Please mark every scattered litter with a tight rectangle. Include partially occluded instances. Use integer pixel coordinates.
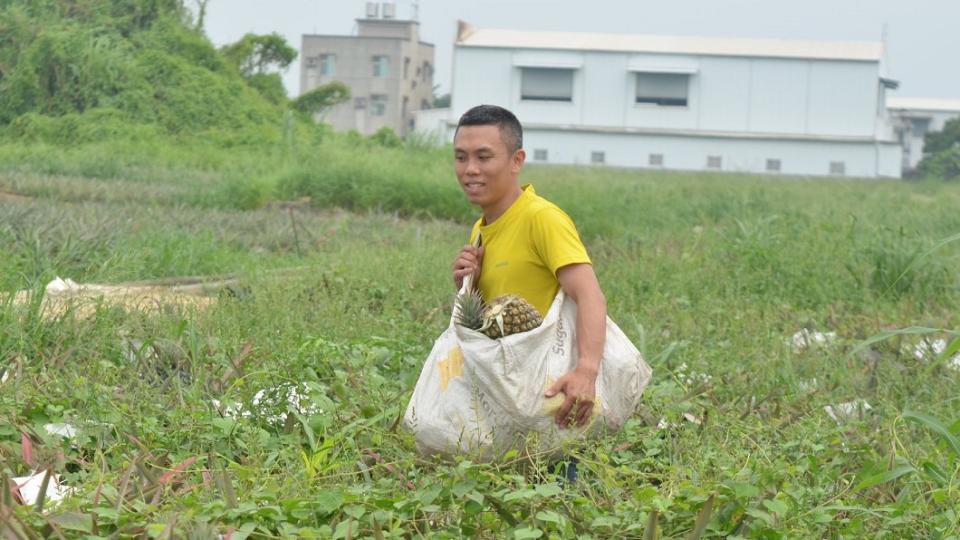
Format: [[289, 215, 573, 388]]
[[44, 423, 77, 439], [824, 399, 873, 423], [656, 418, 676, 430], [214, 383, 323, 426], [797, 378, 818, 393], [0, 369, 9, 385], [674, 362, 712, 386], [682, 412, 702, 425], [902, 337, 960, 371], [11, 470, 69, 508], [790, 329, 837, 352], [906, 337, 947, 361], [950, 356, 960, 373]]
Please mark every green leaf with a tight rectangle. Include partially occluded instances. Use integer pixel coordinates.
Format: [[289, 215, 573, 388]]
[[732, 482, 759, 499], [513, 527, 544, 539], [534, 483, 563, 498], [920, 461, 949, 486], [762, 498, 788, 517], [536, 510, 562, 524], [903, 410, 960, 459], [854, 463, 916, 492], [47, 512, 93, 533], [503, 488, 537, 502], [315, 490, 345, 515]]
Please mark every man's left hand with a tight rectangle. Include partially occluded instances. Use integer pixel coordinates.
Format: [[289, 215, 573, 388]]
[[545, 366, 597, 428]]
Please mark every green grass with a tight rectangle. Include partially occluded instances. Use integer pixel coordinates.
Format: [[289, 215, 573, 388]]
[[1, 140, 959, 538]]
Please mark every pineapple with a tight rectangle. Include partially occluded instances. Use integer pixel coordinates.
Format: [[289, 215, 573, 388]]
[[455, 291, 543, 339]]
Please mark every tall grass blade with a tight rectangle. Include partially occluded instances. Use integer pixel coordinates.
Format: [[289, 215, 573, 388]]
[[33, 468, 52, 513], [686, 494, 714, 540], [849, 326, 943, 358], [883, 231, 960, 297], [902, 410, 960, 459], [644, 509, 659, 540], [853, 463, 916, 492]]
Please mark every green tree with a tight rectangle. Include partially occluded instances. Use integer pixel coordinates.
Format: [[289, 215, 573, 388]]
[[291, 81, 350, 118], [918, 117, 960, 180], [220, 32, 296, 78], [922, 117, 960, 155]]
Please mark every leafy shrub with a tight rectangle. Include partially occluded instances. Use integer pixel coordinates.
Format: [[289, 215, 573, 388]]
[[918, 146, 960, 181], [369, 126, 402, 148]]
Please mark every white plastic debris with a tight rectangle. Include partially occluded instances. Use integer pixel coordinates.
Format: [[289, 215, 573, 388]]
[[674, 362, 713, 386], [797, 378, 819, 393], [824, 399, 873, 423], [0, 369, 9, 385], [790, 329, 837, 352], [213, 383, 322, 425], [44, 423, 78, 439], [682, 412, 702, 425], [12, 471, 69, 508], [45, 277, 82, 294], [907, 338, 947, 361], [903, 338, 960, 371]]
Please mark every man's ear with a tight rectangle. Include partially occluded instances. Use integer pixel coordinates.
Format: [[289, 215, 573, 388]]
[[512, 148, 526, 172]]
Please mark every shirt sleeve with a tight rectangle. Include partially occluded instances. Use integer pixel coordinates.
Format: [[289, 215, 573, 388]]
[[530, 206, 591, 275]]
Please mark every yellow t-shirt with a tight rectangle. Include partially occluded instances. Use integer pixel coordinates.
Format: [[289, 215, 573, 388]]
[[469, 184, 591, 316]]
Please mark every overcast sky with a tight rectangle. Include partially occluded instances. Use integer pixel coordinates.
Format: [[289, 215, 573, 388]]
[[203, 0, 959, 99]]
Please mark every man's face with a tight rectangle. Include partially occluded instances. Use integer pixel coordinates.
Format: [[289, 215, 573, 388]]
[[453, 125, 525, 210]]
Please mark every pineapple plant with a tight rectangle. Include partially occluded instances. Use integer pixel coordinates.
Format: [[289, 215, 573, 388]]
[[455, 290, 543, 338]]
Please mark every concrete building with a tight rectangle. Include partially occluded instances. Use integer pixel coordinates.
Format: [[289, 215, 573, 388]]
[[300, 2, 434, 136], [888, 98, 960, 172], [417, 23, 903, 178]]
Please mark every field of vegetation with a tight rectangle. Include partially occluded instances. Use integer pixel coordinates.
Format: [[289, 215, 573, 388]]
[[1, 135, 959, 538], [2, 0, 960, 538]]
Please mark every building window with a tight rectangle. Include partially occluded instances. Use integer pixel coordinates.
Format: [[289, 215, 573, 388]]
[[370, 94, 388, 116], [422, 62, 431, 82], [372, 56, 390, 77], [766, 159, 781, 173], [636, 73, 690, 107], [649, 154, 664, 167], [707, 155, 722, 170], [305, 56, 318, 69], [320, 54, 335, 75], [533, 149, 548, 161], [829, 161, 846, 175], [591, 151, 605, 164], [354, 97, 367, 110], [521, 68, 574, 102]]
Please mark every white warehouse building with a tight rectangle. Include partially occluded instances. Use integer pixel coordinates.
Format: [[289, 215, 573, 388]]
[[417, 23, 903, 178]]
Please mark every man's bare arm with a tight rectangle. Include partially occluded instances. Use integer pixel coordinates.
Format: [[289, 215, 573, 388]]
[[546, 263, 606, 428]]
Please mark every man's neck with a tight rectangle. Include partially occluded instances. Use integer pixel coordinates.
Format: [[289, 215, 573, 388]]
[[481, 185, 523, 225]]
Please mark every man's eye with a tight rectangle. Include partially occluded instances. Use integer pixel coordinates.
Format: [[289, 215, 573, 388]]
[[478, 155, 491, 161]]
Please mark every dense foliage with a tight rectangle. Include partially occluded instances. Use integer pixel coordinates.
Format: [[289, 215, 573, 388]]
[[0, 138, 959, 537], [919, 117, 960, 180], [0, 0, 353, 146]]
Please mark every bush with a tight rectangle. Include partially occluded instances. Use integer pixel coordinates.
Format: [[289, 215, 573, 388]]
[[918, 145, 960, 181]]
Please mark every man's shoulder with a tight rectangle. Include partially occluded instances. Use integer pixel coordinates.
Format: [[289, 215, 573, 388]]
[[523, 192, 574, 224]]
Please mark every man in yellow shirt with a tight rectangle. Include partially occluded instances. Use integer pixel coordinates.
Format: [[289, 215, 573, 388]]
[[450, 105, 607, 431]]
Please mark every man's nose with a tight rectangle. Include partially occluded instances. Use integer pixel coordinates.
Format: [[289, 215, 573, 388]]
[[464, 159, 480, 175]]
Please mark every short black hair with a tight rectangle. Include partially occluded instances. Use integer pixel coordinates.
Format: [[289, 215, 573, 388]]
[[455, 105, 523, 153]]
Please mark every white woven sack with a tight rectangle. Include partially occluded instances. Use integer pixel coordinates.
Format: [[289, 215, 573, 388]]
[[404, 280, 652, 459]]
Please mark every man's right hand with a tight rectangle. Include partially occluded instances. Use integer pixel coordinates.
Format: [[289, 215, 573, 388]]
[[452, 244, 484, 289]]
